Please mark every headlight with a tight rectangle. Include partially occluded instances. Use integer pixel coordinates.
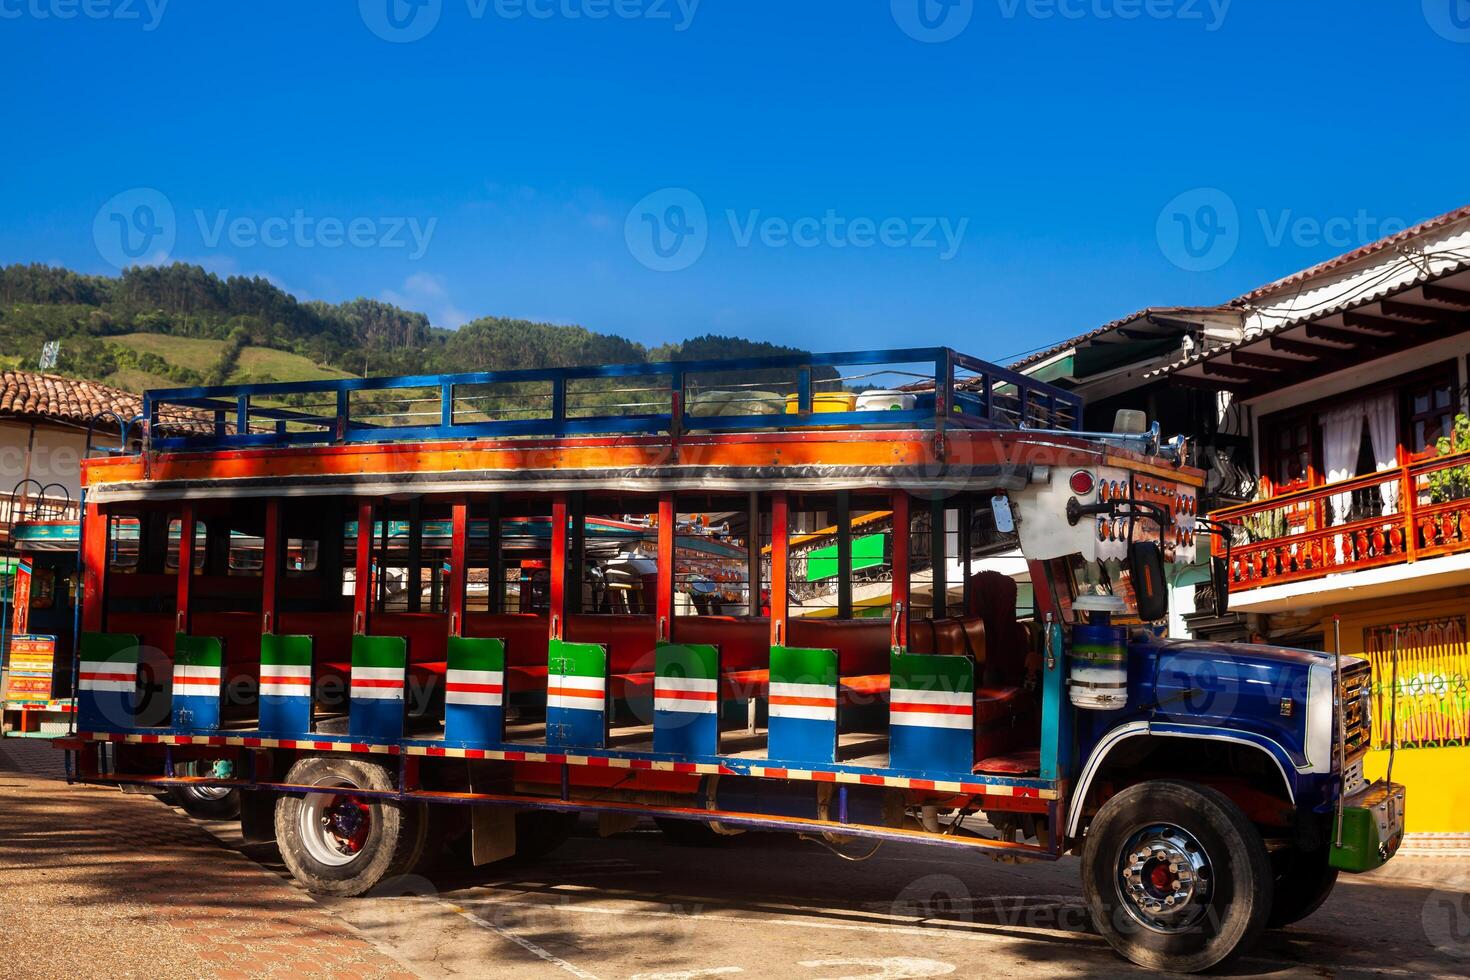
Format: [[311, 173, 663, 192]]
[[1305, 661, 1334, 774]]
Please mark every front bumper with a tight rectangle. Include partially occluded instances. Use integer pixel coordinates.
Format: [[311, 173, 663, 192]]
[[1328, 781, 1405, 873]]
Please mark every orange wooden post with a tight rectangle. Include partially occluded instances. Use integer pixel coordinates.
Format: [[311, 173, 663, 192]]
[[353, 500, 373, 635], [550, 495, 567, 641], [448, 501, 469, 637], [1402, 464, 1418, 563], [81, 503, 108, 633], [769, 492, 789, 648], [175, 502, 195, 636], [656, 494, 676, 641]]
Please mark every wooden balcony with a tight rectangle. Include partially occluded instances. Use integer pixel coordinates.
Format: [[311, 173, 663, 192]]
[[1212, 449, 1470, 596]]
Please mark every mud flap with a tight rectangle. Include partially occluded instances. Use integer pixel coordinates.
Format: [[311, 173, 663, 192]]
[[471, 806, 518, 865], [240, 789, 279, 843]]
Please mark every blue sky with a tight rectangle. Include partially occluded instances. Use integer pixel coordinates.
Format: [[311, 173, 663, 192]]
[[2, 1, 1468, 365]]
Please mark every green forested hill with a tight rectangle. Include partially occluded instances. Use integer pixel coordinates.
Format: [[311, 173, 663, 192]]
[[0, 263, 807, 391]]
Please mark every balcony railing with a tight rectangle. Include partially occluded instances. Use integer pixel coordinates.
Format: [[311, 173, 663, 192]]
[[1211, 448, 1470, 592]]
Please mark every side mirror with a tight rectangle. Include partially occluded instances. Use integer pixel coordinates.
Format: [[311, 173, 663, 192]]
[[1210, 555, 1231, 618], [1129, 540, 1168, 622]]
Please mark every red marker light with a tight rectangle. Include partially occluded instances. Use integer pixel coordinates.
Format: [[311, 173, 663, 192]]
[[1069, 470, 1095, 495]]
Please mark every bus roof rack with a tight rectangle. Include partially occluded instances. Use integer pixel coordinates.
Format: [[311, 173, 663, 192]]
[[141, 346, 1081, 452]]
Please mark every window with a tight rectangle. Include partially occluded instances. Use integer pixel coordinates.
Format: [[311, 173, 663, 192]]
[[1405, 373, 1457, 455], [1267, 415, 1313, 491]]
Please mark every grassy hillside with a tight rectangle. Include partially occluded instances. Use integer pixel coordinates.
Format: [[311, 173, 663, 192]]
[[0, 263, 810, 394], [108, 332, 354, 389]]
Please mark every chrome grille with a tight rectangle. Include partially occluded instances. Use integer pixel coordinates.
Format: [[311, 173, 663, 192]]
[[1340, 660, 1371, 758]]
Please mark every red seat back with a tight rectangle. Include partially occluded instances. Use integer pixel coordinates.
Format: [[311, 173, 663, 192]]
[[670, 616, 770, 672], [463, 613, 549, 668], [787, 618, 890, 677], [566, 614, 656, 674]]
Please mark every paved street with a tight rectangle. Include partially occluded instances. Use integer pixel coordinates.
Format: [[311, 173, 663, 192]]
[[3, 739, 1468, 979]]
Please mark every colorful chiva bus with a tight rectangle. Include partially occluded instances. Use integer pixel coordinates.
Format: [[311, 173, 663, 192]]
[[60, 348, 1402, 973]]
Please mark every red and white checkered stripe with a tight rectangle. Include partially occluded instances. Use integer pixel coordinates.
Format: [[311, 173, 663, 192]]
[[889, 688, 973, 730], [654, 676, 718, 715], [547, 674, 605, 711], [260, 664, 312, 698], [768, 681, 837, 722], [78, 661, 135, 693], [171, 664, 222, 694], [446, 668, 504, 708], [352, 665, 405, 700]]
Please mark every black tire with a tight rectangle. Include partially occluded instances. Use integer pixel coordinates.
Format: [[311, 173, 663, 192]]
[[274, 756, 428, 897], [1267, 847, 1338, 928], [175, 785, 242, 820], [1081, 780, 1272, 973], [653, 816, 729, 846]]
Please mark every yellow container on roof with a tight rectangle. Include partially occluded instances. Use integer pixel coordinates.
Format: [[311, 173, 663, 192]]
[[784, 392, 857, 414]]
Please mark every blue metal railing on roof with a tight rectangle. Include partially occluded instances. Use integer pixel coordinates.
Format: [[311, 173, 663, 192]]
[[141, 347, 1082, 452]]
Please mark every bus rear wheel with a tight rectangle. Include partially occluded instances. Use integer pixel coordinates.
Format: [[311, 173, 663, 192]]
[[274, 756, 428, 897], [1081, 779, 1271, 973], [175, 785, 241, 820]]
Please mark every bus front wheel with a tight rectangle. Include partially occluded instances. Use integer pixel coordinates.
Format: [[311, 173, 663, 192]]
[[274, 756, 428, 897], [1081, 779, 1272, 973]]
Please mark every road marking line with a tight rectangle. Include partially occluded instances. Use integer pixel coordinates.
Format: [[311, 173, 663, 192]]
[[442, 901, 599, 979]]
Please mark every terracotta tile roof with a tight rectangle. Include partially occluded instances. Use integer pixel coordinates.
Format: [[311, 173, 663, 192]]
[[1231, 203, 1470, 306], [0, 370, 142, 427]]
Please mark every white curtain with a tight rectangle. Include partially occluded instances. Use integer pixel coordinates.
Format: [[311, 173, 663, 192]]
[[1364, 394, 1401, 516], [1321, 404, 1364, 526]]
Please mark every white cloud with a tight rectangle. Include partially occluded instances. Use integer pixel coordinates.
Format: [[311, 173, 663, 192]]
[[382, 272, 470, 329]]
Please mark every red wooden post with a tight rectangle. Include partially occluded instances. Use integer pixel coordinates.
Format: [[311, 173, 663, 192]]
[[656, 493, 676, 641], [353, 500, 373, 636], [769, 492, 789, 648], [448, 501, 469, 637], [261, 498, 281, 636], [81, 503, 108, 633], [550, 495, 567, 640], [891, 492, 910, 648], [175, 502, 195, 636]]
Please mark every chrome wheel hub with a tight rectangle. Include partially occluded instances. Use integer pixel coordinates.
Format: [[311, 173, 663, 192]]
[[1116, 824, 1213, 933], [299, 780, 372, 867]]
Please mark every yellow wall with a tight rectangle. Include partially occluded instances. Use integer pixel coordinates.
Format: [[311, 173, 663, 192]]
[[1264, 585, 1470, 833], [1364, 746, 1470, 833]]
